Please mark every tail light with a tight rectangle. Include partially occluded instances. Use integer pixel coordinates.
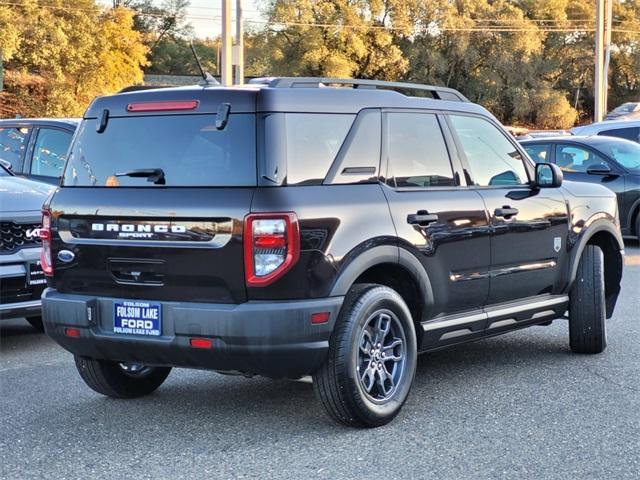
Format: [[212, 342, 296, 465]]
[[244, 213, 300, 287], [40, 209, 53, 276]]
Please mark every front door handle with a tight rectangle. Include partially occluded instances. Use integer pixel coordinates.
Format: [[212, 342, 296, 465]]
[[407, 211, 439, 226], [494, 206, 519, 219]]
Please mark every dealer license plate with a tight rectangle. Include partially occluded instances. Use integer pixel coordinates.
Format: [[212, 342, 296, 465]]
[[114, 300, 162, 336]]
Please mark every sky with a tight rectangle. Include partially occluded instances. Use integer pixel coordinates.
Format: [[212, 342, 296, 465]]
[[97, 0, 265, 38], [187, 0, 265, 38]]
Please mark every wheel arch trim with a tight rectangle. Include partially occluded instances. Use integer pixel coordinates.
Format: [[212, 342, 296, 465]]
[[567, 220, 624, 318], [568, 220, 624, 287], [329, 245, 434, 317]]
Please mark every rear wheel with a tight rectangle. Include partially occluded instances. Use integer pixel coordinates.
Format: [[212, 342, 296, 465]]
[[569, 245, 606, 354], [74, 356, 171, 398], [636, 213, 640, 243], [313, 284, 417, 428]]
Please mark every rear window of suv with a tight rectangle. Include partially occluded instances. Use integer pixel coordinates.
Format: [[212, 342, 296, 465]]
[[63, 114, 256, 187]]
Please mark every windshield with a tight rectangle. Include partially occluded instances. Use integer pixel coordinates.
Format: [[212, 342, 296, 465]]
[[611, 103, 639, 114], [596, 140, 640, 172], [63, 114, 256, 187]]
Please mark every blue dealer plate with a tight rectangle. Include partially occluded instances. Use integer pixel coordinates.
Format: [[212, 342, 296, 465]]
[[114, 301, 162, 336]]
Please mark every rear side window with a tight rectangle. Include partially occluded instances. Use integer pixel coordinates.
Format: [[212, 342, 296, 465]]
[[450, 115, 529, 186], [63, 114, 256, 187], [386, 112, 455, 188], [522, 144, 549, 163], [0, 126, 29, 171], [598, 127, 640, 143], [283, 114, 354, 185], [31, 128, 72, 177]]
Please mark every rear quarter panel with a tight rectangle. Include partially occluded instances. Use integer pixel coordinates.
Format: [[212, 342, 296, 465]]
[[249, 184, 397, 300]]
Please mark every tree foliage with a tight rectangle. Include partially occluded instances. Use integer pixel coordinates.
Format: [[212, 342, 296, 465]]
[[248, 0, 640, 128], [2, 0, 639, 127], [1, 0, 148, 117]]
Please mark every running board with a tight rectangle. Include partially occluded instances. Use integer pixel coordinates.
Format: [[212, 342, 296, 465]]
[[419, 295, 569, 351]]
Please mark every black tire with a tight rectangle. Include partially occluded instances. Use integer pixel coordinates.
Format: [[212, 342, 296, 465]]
[[313, 284, 417, 428], [74, 356, 171, 398], [569, 245, 606, 354], [636, 213, 640, 243], [26, 316, 44, 332]]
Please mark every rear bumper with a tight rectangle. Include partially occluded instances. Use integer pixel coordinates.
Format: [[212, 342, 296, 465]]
[[42, 289, 344, 378]]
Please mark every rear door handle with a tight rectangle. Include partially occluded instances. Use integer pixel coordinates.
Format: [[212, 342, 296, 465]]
[[494, 206, 519, 219], [407, 211, 439, 226]]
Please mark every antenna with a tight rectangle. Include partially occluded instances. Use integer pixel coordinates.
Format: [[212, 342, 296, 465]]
[[190, 41, 219, 87]]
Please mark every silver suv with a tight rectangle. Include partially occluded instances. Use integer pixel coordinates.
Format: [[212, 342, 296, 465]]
[[0, 164, 53, 329]]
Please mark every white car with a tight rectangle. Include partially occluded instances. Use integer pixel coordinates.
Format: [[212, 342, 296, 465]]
[[571, 119, 640, 144], [605, 102, 640, 121], [0, 164, 54, 330]]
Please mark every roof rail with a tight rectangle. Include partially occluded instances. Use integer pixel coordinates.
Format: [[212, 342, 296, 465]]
[[250, 77, 469, 102]]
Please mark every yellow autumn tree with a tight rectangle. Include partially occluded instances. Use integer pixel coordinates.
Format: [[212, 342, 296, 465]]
[[1, 0, 148, 117]]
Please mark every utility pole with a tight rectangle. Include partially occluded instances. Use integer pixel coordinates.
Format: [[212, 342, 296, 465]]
[[603, 0, 613, 115], [594, 0, 613, 122], [220, 0, 232, 86], [594, 0, 605, 122], [233, 0, 244, 85]]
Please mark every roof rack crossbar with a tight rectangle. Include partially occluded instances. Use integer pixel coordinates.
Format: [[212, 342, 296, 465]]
[[261, 77, 469, 102]]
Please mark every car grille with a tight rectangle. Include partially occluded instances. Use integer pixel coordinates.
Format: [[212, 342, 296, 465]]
[[0, 222, 42, 253]]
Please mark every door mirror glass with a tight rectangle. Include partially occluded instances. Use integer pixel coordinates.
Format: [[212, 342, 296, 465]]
[[0, 158, 13, 171], [535, 163, 562, 188]]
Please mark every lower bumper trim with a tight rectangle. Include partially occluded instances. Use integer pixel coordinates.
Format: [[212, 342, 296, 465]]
[[42, 289, 343, 378]]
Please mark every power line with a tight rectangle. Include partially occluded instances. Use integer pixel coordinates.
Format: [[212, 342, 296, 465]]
[[1, 1, 639, 35]]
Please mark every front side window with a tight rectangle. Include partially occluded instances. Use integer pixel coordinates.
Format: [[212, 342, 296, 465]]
[[386, 112, 455, 188], [449, 115, 528, 187], [31, 128, 73, 177], [0, 126, 29, 171], [555, 145, 608, 173], [598, 127, 640, 143]]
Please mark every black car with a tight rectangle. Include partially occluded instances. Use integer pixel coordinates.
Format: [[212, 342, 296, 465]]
[[40, 78, 624, 427], [520, 135, 640, 240], [0, 118, 79, 184]]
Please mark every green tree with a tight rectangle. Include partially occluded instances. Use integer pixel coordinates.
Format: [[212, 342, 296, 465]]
[[261, 0, 414, 79], [147, 38, 217, 75]]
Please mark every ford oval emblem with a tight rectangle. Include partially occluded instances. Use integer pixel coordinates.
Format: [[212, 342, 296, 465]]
[[57, 250, 75, 263]]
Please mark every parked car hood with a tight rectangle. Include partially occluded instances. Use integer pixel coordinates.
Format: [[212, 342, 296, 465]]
[[0, 176, 54, 213]]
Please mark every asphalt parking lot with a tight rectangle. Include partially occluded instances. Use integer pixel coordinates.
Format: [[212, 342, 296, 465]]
[[1, 243, 639, 480]]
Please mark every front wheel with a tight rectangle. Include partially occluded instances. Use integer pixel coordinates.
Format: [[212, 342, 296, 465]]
[[569, 245, 607, 354], [313, 284, 417, 428], [74, 356, 171, 398]]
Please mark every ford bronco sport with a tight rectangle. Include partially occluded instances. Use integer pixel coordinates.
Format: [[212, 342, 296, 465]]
[[41, 78, 624, 427]]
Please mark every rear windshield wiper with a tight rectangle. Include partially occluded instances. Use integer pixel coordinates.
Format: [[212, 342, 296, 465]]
[[115, 168, 166, 185]]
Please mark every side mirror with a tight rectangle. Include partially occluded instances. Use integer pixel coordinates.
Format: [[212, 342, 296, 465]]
[[0, 159, 13, 171], [586, 164, 613, 176], [535, 163, 563, 188]]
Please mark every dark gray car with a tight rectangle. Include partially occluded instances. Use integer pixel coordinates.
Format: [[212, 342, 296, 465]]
[[0, 164, 54, 328]]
